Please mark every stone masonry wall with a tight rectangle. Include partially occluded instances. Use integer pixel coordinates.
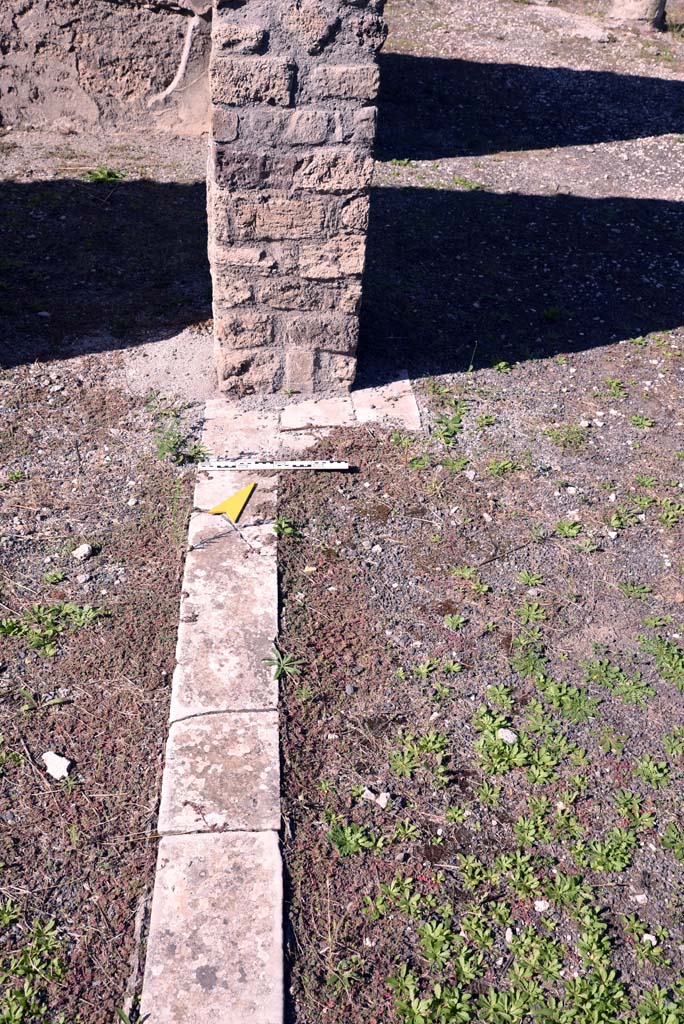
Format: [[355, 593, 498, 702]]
[[207, 0, 386, 394]]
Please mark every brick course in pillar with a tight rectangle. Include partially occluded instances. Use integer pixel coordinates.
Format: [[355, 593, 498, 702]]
[[208, 0, 386, 395]]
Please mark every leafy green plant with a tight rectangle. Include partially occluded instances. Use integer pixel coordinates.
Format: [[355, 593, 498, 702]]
[[488, 458, 518, 477], [630, 414, 655, 429], [633, 755, 670, 788], [153, 410, 207, 465], [263, 647, 303, 679], [0, 916, 65, 1023], [42, 569, 66, 585], [618, 581, 652, 600], [86, 164, 125, 182], [604, 378, 627, 398], [518, 569, 543, 587], [583, 658, 654, 706], [328, 821, 385, 856], [0, 602, 107, 657], [662, 821, 684, 861], [443, 613, 467, 630], [640, 633, 684, 692], [544, 425, 586, 450], [555, 520, 582, 538], [516, 601, 546, 624], [273, 515, 301, 539]]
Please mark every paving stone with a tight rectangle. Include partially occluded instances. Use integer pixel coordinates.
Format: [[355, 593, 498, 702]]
[[140, 831, 283, 1024], [170, 519, 277, 720], [279, 395, 355, 430], [194, 470, 277, 522], [351, 375, 422, 430], [202, 402, 281, 457], [158, 711, 280, 833]]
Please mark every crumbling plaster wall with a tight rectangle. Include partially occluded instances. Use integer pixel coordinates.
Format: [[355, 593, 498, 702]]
[[207, 0, 387, 395], [0, 0, 212, 131]]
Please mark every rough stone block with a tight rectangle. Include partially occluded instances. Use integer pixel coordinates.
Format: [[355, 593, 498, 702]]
[[211, 148, 273, 190], [237, 108, 290, 146], [210, 243, 278, 272], [351, 106, 378, 144], [215, 312, 273, 349], [212, 22, 269, 55], [210, 57, 295, 106], [283, 314, 358, 353], [316, 351, 358, 389], [211, 105, 239, 143], [284, 348, 316, 394], [216, 344, 282, 394], [211, 275, 254, 308], [299, 236, 366, 280], [158, 711, 280, 833], [140, 832, 283, 1024], [302, 64, 380, 102], [284, 109, 335, 145], [282, 2, 341, 55], [234, 195, 328, 241], [292, 148, 374, 192], [341, 193, 370, 232], [257, 276, 361, 314]]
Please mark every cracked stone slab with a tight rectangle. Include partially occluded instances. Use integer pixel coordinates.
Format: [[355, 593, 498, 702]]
[[351, 374, 421, 429], [140, 832, 283, 1024], [158, 711, 280, 833], [194, 469, 277, 521], [279, 395, 355, 430], [202, 403, 281, 458], [170, 519, 278, 720]]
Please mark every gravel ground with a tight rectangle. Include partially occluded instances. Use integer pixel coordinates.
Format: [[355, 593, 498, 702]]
[[0, 132, 207, 1022], [279, 2, 684, 1022]]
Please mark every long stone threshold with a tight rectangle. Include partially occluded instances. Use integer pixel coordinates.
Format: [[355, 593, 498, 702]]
[[139, 377, 422, 1023]]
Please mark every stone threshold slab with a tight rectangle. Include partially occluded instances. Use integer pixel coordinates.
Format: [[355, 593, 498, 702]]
[[141, 372, 422, 1024], [140, 832, 283, 1024], [158, 710, 280, 834]]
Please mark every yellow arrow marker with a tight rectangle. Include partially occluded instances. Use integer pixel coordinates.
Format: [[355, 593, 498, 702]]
[[208, 482, 256, 523]]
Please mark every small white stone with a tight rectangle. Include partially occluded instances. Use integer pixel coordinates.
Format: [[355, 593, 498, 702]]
[[634, 893, 648, 905], [42, 751, 71, 780], [361, 788, 377, 803], [505, 927, 514, 944], [642, 933, 657, 947], [483, 512, 493, 523], [497, 728, 518, 745], [534, 899, 550, 912], [127, 497, 137, 507], [376, 792, 390, 810], [465, 470, 476, 481], [71, 543, 93, 561]]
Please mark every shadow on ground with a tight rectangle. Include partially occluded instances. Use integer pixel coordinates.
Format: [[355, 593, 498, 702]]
[[358, 187, 684, 382], [0, 179, 211, 369], [375, 53, 684, 161]]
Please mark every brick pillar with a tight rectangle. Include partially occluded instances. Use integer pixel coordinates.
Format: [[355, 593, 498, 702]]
[[207, 0, 386, 395]]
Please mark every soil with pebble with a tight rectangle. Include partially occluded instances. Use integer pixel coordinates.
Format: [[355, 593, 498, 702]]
[[279, 1, 684, 1021]]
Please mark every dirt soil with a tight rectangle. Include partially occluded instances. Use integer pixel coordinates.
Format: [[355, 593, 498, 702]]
[[0, 132, 208, 1021], [279, 1, 684, 1021]]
